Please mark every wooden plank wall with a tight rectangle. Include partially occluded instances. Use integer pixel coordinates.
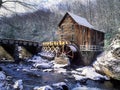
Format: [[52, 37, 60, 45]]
[[57, 14, 104, 47], [58, 15, 75, 41]]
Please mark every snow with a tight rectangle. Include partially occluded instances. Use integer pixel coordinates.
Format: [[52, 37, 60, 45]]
[[28, 55, 109, 81], [73, 74, 86, 81], [72, 86, 101, 90], [54, 68, 67, 74], [52, 82, 66, 87], [68, 45, 77, 52], [28, 55, 45, 63], [0, 72, 6, 81], [53, 63, 69, 68], [33, 62, 53, 69], [34, 85, 53, 90], [13, 79, 23, 90], [52, 82, 68, 89], [73, 66, 109, 81], [0, 71, 6, 88], [68, 12, 94, 29], [39, 51, 55, 59], [28, 55, 53, 69]]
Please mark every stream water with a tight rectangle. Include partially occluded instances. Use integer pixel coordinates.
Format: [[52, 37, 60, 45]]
[[0, 62, 120, 90]]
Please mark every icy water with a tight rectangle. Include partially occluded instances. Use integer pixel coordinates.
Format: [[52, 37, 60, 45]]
[[0, 63, 120, 90]]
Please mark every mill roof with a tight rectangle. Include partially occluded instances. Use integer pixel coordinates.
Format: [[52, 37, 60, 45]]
[[58, 12, 105, 33]]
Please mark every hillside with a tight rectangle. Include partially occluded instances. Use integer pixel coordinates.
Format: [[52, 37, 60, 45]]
[[0, 0, 120, 45]]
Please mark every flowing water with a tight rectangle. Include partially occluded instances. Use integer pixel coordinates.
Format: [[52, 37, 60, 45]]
[[0, 62, 120, 90]]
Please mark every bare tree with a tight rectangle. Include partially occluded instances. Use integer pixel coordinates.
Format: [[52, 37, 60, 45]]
[[0, 0, 35, 13]]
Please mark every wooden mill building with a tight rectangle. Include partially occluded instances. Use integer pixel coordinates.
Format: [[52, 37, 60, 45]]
[[56, 12, 105, 65], [57, 12, 105, 51]]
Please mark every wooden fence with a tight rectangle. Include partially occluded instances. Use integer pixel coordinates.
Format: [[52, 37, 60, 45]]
[[80, 45, 103, 51]]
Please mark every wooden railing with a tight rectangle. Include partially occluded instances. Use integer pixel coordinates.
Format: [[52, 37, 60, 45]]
[[80, 45, 103, 51]]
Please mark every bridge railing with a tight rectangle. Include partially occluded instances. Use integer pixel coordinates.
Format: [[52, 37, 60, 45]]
[[0, 38, 41, 47], [80, 45, 103, 51]]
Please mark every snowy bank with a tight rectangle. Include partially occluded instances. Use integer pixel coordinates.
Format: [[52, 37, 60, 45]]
[[72, 66, 109, 81]]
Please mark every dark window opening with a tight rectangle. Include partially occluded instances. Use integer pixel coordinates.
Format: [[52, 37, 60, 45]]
[[82, 29, 86, 45], [61, 35, 64, 39], [71, 25, 74, 31], [71, 34, 74, 41], [61, 26, 64, 32]]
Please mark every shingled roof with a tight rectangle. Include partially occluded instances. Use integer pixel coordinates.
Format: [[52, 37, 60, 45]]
[[68, 12, 94, 28]]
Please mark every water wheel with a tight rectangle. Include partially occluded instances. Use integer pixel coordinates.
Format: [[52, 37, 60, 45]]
[[57, 44, 78, 60]]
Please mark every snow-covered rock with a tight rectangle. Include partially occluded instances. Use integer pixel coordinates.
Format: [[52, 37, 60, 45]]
[[13, 79, 23, 90], [81, 67, 108, 80], [53, 63, 69, 68], [54, 68, 67, 74], [39, 51, 55, 60], [0, 71, 6, 88], [72, 67, 109, 81], [34, 85, 53, 90], [72, 86, 101, 90], [28, 56, 47, 63], [33, 62, 53, 69], [52, 82, 68, 90], [93, 34, 120, 80], [73, 74, 86, 81], [43, 69, 53, 72]]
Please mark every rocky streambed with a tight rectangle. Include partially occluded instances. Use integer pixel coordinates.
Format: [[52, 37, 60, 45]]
[[0, 55, 120, 90]]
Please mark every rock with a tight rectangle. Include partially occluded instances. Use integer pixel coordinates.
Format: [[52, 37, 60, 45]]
[[72, 67, 108, 81], [13, 79, 23, 90], [93, 34, 120, 80], [54, 56, 70, 66], [72, 86, 101, 90], [0, 71, 6, 88], [33, 85, 53, 90], [53, 68, 67, 74], [33, 62, 53, 69], [52, 82, 68, 90], [43, 69, 53, 72], [73, 74, 86, 81]]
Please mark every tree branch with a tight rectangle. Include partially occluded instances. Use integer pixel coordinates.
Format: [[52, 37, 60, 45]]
[[0, 0, 36, 10]]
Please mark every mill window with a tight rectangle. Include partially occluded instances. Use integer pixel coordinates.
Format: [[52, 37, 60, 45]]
[[82, 29, 86, 45], [61, 35, 64, 39], [61, 26, 64, 32], [71, 34, 75, 41], [71, 25, 74, 31]]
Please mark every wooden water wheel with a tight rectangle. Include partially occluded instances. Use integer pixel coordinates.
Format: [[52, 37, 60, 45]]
[[57, 44, 77, 60]]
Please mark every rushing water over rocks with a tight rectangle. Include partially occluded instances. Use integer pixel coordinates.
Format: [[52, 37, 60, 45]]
[[0, 55, 120, 90]]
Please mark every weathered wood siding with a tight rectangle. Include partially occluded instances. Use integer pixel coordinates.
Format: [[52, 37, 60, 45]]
[[58, 14, 75, 41], [74, 25, 92, 46], [57, 14, 104, 47], [90, 29, 104, 46]]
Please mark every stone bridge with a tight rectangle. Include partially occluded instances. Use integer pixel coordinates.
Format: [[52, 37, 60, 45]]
[[0, 38, 42, 62]]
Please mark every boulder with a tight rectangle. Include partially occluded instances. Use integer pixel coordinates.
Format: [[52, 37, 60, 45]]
[[52, 82, 68, 90], [72, 66, 108, 81], [72, 86, 101, 90], [93, 34, 120, 80], [0, 71, 6, 88], [33, 62, 53, 69], [54, 56, 70, 66], [33, 85, 53, 90], [13, 79, 23, 90]]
